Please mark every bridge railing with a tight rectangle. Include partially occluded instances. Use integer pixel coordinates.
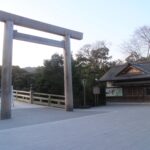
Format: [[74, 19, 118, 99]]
[[13, 90, 65, 108]]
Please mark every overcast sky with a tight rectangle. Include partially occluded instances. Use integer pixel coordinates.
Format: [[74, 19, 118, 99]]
[[0, 0, 150, 67]]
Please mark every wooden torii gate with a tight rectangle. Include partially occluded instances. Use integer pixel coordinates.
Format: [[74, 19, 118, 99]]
[[0, 10, 83, 119]]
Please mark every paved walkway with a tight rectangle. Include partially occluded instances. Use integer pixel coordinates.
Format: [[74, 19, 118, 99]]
[[0, 102, 150, 150]]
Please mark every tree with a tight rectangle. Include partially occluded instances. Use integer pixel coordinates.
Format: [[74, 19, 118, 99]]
[[40, 53, 64, 94], [135, 26, 150, 57], [76, 41, 111, 76], [12, 66, 32, 90], [31, 66, 44, 92], [125, 52, 141, 63], [122, 39, 142, 60], [122, 25, 150, 62], [75, 41, 111, 106]]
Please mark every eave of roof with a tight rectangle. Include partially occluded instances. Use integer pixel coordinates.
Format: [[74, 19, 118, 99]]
[[100, 62, 150, 82]]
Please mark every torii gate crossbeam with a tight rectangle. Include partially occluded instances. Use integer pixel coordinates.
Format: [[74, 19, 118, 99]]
[[0, 10, 83, 119]]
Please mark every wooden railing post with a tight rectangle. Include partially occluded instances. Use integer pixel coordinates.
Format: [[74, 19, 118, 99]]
[[48, 94, 51, 106], [15, 90, 18, 101], [29, 90, 33, 104]]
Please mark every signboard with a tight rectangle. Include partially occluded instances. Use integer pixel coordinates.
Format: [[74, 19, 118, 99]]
[[106, 88, 123, 97], [93, 86, 100, 94]]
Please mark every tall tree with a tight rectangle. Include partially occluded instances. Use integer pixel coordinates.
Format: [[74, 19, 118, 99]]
[[76, 41, 111, 76], [135, 26, 150, 57], [41, 53, 64, 94], [122, 25, 150, 62], [75, 41, 111, 105], [12, 66, 32, 90]]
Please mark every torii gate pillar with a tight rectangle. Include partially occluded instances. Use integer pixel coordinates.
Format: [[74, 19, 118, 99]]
[[64, 34, 73, 111], [1, 21, 13, 119]]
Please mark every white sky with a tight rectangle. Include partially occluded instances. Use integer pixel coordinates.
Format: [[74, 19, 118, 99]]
[[0, 0, 150, 67]]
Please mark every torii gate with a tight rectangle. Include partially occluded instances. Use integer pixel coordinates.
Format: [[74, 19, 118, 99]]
[[0, 10, 83, 119]]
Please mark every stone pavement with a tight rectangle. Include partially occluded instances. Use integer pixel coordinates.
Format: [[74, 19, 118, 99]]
[[0, 102, 150, 150]]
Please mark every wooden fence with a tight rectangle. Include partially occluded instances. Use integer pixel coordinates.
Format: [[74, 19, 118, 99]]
[[13, 90, 65, 108]]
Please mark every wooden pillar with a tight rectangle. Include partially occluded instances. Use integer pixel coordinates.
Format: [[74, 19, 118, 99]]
[[1, 21, 13, 119], [29, 84, 33, 104], [64, 34, 73, 111]]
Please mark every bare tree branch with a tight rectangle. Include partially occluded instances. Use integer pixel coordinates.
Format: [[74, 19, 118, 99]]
[[121, 25, 150, 61]]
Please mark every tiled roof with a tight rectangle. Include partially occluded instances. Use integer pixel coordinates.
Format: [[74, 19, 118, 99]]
[[100, 62, 150, 81]]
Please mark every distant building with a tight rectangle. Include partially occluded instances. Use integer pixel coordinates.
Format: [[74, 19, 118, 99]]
[[100, 62, 150, 102]]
